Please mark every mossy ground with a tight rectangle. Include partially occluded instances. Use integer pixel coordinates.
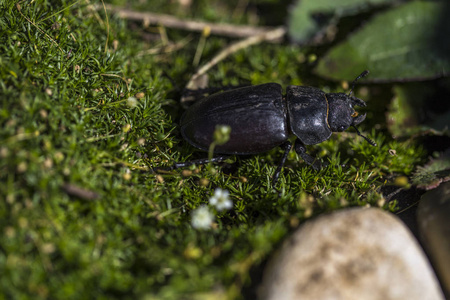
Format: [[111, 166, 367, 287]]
[[0, 1, 426, 299]]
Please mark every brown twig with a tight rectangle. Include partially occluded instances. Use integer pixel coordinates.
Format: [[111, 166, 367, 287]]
[[184, 26, 286, 93], [100, 4, 286, 40], [62, 183, 100, 200], [100, 4, 288, 106]]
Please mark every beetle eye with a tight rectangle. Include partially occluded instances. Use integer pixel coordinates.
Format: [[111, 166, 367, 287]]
[[351, 111, 358, 117]]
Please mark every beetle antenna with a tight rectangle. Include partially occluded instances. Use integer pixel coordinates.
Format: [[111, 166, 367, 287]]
[[348, 70, 369, 98], [352, 125, 377, 146]]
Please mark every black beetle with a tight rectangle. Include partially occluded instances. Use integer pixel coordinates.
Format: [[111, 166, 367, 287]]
[[169, 71, 376, 184]]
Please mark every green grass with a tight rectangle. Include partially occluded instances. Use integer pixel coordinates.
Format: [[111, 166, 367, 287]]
[[0, 1, 426, 299]]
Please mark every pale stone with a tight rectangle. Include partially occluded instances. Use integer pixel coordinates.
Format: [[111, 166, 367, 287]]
[[260, 207, 444, 300], [418, 182, 450, 298]]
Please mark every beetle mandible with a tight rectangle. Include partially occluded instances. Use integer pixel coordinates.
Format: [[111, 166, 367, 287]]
[[171, 70, 376, 184]]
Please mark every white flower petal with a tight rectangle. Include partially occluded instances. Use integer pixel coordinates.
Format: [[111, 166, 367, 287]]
[[209, 188, 233, 211], [191, 205, 214, 230], [126, 96, 138, 108]]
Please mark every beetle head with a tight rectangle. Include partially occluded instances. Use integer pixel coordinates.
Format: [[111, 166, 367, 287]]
[[326, 93, 377, 146], [327, 93, 366, 132], [325, 70, 376, 146]]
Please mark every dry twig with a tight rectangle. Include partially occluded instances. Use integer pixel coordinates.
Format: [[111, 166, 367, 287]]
[[184, 27, 286, 95], [100, 4, 286, 40], [99, 4, 288, 105]]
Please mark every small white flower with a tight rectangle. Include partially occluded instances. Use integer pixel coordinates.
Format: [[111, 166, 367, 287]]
[[191, 205, 214, 230], [126, 96, 138, 108], [209, 188, 232, 211]]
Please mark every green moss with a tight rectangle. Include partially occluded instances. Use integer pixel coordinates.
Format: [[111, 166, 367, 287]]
[[0, 0, 429, 299]]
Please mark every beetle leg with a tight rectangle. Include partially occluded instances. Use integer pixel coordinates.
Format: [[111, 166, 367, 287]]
[[272, 141, 293, 185], [182, 87, 222, 104], [173, 156, 230, 169], [171, 155, 230, 169], [294, 140, 324, 170]]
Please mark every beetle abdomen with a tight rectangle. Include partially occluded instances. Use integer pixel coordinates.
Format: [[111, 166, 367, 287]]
[[181, 83, 289, 155], [286, 86, 331, 145]]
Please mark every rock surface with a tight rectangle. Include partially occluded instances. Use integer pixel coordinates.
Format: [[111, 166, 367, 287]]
[[259, 207, 444, 300], [418, 182, 450, 298]]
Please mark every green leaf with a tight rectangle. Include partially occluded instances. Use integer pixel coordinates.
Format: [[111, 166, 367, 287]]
[[387, 83, 450, 137], [315, 1, 450, 81], [287, 0, 394, 43], [412, 152, 450, 190], [387, 85, 428, 137]]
